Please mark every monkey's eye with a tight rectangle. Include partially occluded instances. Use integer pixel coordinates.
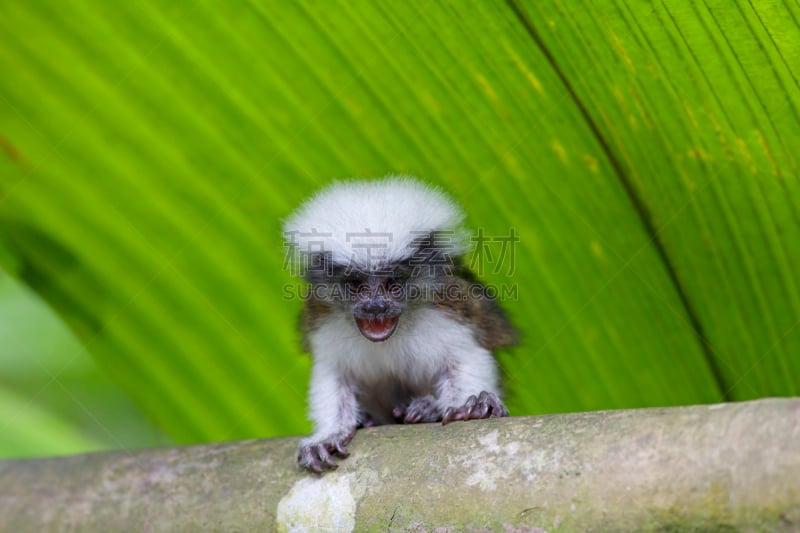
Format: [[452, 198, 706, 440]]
[[344, 277, 366, 294], [386, 278, 404, 297]]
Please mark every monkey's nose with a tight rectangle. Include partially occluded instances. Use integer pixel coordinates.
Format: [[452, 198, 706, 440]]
[[361, 301, 389, 315]]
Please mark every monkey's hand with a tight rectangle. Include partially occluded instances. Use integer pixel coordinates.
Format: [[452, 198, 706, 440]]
[[441, 391, 509, 425], [297, 427, 356, 473], [392, 395, 441, 424]]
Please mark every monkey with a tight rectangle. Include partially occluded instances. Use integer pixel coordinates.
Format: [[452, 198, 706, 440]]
[[283, 176, 517, 473]]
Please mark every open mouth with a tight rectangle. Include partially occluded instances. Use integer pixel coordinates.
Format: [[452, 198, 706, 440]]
[[355, 315, 399, 342]]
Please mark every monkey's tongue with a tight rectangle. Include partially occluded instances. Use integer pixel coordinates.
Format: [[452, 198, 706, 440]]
[[355, 316, 399, 342]]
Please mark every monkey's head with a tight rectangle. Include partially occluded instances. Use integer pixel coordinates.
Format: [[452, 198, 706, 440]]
[[284, 176, 466, 342]]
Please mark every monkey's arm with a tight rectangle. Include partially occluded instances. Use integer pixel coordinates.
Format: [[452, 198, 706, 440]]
[[393, 361, 508, 424], [393, 323, 509, 424], [297, 359, 359, 473], [436, 343, 509, 423]]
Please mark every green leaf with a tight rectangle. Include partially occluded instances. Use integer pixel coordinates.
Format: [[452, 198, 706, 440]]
[[0, 385, 104, 458], [1, 0, 797, 447], [0, 273, 169, 456]]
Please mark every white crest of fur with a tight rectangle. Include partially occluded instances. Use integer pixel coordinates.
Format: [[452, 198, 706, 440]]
[[284, 175, 466, 269]]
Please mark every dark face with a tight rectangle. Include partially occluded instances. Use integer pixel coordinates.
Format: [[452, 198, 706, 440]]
[[303, 232, 458, 342], [343, 272, 407, 342]]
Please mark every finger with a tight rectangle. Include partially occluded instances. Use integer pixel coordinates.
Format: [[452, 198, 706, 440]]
[[442, 407, 456, 425]]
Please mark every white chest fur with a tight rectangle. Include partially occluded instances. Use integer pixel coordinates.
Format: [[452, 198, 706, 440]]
[[309, 307, 498, 395]]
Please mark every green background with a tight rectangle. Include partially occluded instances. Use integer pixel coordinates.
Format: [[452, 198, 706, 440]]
[[1, 0, 798, 458]]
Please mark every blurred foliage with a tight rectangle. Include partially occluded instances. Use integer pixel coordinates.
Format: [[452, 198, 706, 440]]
[[0, 274, 169, 457], [0, 0, 798, 457]]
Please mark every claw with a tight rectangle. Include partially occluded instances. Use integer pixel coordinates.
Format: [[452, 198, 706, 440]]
[[463, 394, 477, 413], [471, 400, 489, 419], [297, 428, 356, 473], [441, 391, 509, 425], [395, 395, 441, 424], [404, 404, 427, 424], [298, 443, 337, 473], [442, 411, 452, 424], [442, 406, 456, 425], [332, 441, 350, 457], [318, 445, 336, 468]]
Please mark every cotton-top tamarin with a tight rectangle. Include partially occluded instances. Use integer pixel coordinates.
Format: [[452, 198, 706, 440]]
[[284, 176, 517, 472]]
